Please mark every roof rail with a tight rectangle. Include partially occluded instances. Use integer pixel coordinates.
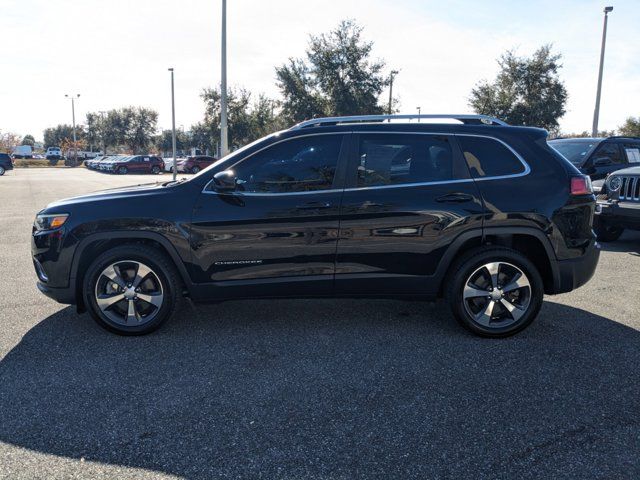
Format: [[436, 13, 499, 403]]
[[290, 114, 509, 130]]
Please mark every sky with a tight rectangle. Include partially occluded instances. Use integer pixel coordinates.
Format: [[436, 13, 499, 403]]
[[1, 0, 639, 141]]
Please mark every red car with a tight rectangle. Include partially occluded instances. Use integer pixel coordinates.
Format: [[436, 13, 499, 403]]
[[107, 155, 165, 174], [176, 155, 217, 174]]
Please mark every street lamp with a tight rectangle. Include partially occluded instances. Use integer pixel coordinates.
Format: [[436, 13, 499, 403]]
[[417, 106, 421, 121], [592, 6, 613, 137], [65, 94, 80, 164], [220, 0, 229, 157], [168, 68, 177, 182], [387, 70, 399, 116]]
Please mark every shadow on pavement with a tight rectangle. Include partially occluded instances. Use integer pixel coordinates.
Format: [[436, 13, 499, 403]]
[[599, 230, 640, 256], [1, 299, 639, 479]]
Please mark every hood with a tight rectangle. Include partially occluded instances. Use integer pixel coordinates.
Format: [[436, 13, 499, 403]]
[[610, 165, 640, 176], [43, 182, 167, 211]]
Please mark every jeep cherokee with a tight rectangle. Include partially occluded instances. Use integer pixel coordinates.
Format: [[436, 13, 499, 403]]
[[32, 114, 600, 337]]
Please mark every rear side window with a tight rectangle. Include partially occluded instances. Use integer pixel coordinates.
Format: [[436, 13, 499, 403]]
[[458, 136, 525, 178], [356, 134, 461, 187], [623, 144, 640, 164]]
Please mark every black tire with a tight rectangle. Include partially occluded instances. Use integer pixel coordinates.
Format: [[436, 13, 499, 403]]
[[118, 166, 128, 175], [445, 247, 544, 338], [0, 166, 5, 176], [82, 245, 181, 335], [151, 165, 160, 174], [191, 166, 200, 174], [593, 218, 624, 242]]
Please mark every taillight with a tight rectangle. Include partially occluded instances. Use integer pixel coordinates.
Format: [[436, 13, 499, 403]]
[[570, 175, 593, 196]]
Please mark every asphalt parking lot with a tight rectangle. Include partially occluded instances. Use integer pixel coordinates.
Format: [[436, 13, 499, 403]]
[[1, 168, 640, 479]]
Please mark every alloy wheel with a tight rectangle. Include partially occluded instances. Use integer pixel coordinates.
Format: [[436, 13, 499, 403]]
[[94, 260, 164, 327], [0, 166, 5, 175], [462, 261, 531, 328]]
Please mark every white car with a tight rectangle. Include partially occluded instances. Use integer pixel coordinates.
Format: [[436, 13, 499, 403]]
[[45, 147, 63, 160], [163, 157, 186, 172]]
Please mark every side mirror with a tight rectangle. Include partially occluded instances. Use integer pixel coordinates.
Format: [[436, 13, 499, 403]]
[[593, 157, 612, 167], [212, 170, 237, 192]]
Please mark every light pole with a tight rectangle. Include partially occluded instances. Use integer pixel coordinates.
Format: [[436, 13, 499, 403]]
[[65, 94, 80, 164], [220, 0, 229, 157], [99, 110, 107, 155], [168, 68, 177, 182], [592, 6, 613, 137], [417, 106, 421, 121], [388, 70, 399, 116]]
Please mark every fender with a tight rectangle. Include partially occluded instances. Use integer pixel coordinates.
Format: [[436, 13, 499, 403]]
[[433, 226, 561, 291], [70, 231, 196, 296]]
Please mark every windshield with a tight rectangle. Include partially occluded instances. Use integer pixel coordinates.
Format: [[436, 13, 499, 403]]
[[190, 131, 284, 181], [548, 140, 600, 166]]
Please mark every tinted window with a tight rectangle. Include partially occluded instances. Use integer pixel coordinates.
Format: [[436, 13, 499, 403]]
[[593, 143, 624, 165], [548, 140, 598, 165], [623, 144, 640, 164], [458, 136, 525, 178], [357, 134, 457, 187], [234, 135, 342, 194]]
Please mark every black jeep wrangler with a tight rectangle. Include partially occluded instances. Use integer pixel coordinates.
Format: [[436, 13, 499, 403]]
[[594, 166, 640, 241], [32, 114, 600, 337]]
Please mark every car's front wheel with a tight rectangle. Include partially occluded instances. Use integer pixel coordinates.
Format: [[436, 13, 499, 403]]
[[118, 166, 128, 174], [83, 245, 180, 335], [191, 166, 200, 174], [445, 247, 543, 338]]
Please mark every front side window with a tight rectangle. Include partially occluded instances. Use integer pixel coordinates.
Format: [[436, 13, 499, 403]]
[[233, 135, 343, 194], [458, 136, 525, 178], [593, 143, 624, 165], [357, 134, 456, 187]]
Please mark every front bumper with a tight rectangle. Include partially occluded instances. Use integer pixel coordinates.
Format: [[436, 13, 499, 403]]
[[595, 200, 640, 229], [550, 239, 600, 294], [37, 281, 76, 304]]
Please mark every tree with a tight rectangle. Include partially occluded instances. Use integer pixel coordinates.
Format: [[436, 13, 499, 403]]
[[123, 107, 158, 153], [21, 134, 35, 146], [469, 45, 568, 132], [156, 129, 190, 155], [618, 117, 640, 137], [43, 124, 84, 149], [276, 19, 392, 123], [0, 131, 22, 153]]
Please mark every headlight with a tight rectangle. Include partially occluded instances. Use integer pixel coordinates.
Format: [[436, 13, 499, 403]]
[[34, 213, 69, 231], [607, 176, 622, 191]]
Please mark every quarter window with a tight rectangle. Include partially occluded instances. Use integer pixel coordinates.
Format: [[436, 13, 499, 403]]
[[357, 134, 457, 187], [623, 144, 640, 164], [458, 136, 525, 178], [233, 135, 342, 194]]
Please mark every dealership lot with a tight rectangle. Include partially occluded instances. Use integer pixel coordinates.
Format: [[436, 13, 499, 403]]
[[1, 168, 640, 479]]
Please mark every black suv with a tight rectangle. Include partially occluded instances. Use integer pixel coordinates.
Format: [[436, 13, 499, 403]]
[[549, 136, 640, 180], [32, 115, 600, 337], [0, 153, 14, 175]]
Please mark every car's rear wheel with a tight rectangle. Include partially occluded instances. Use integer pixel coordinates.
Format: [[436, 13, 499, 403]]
[[445, 247, 543, 338], [151, 165, 160, 174], [118, 166, 128, 174], [83, 245, 180, 335], [0, 166, 5, 176], [191, 166, 200, 174], [593, 219, 624, 242]]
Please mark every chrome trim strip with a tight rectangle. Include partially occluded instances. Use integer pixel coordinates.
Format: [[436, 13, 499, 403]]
[[201, 131, 530, 196]]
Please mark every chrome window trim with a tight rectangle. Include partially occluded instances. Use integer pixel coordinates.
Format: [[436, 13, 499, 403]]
[[202, 131, 531, 196]]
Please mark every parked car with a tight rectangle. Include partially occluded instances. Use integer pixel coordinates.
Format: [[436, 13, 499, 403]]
[[104, 155, 164, 174], [12, 145, 33, 159], [549, 136, 640, 180], [45, 147, 63, 160], [593, 166, 640, 241], [0, 153, 14, 175], [85, 155, 109, 169], [32, 114, 599, 337], [163, 157, 180, 173], [176, 155, 218, 174]]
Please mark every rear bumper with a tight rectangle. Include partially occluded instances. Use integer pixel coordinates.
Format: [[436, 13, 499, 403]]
[[550, 240, 600, 294], [36, 281, 76, 305], [595, 200, 640, 229]]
